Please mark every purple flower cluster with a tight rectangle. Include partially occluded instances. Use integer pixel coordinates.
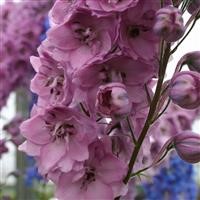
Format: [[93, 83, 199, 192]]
[[0, 0, 54, 110], [18, 0, 200, 199]]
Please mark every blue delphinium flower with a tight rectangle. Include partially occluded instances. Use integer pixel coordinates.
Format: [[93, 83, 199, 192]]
[[40, 16, 50, 41], [25, 165, 43, 187], [143, 153, 198, 200]]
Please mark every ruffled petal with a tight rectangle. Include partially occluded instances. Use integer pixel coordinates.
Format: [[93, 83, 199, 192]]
[[39, 141, 66, 174], [20, 117, 51, 145]]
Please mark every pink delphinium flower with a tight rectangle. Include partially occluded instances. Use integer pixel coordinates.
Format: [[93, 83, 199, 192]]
[[74, 56, 156, 88], [54, 137, 127, 200], [73, 56, 156, 113], [19, 106, 98, 175], [47, 10, 119, 69], [119, 0, 160, 61], [30, 52, 73, 107]]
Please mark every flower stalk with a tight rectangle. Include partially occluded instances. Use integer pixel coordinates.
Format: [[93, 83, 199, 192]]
[[123, 43, 171, 184]]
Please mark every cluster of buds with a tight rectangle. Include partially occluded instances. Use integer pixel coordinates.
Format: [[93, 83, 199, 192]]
[[169, 50, 200, 164]]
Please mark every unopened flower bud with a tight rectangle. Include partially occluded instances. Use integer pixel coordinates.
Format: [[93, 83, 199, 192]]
[[96, 82, 132, 117], [169, 71, 200, 109], [182, 51, 200, 72], [187, 0, 200, 14], [153, 6, 185, 42], [173, 131, 200, 163]]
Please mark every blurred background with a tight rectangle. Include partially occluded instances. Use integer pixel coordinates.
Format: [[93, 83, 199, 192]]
[[0, 0, 200, 199]]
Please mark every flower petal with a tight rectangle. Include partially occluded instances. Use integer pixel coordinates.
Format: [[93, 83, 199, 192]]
[[69, 139, 89, 162], [19, 141, 41, 156], [39, 141, 66, 174], [85, 179, 113, 200], [20, 117, 51, 145], [58, 155, 74, 173], [98, 155, 126, 183]]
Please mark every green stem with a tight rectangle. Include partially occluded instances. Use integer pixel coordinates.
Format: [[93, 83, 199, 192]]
[[130, 144, 173, 178], [123, 43, 171, 184], [79, 102, 90, 117], [160, 0, 164, 8], [159, 39, 165, 64], [126, 117, 137, 145], [152, 98, 171, 123], [181, 0, 191, 13], [161, 83, 169, 96], [131, 166, 149, 178], [144, 84, 152, 105]]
